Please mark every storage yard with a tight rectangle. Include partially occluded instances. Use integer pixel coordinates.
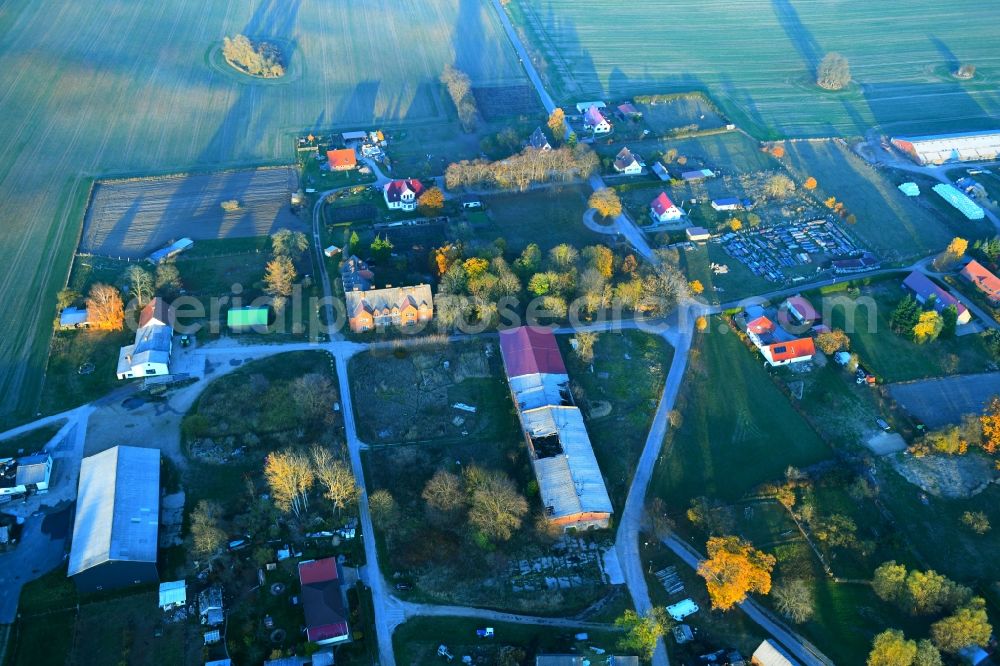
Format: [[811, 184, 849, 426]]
[[79, 168, 305, 257]]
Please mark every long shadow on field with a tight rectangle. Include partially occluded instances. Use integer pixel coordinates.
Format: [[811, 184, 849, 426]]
[[531, 2, 599, 98], [98, 196, 145, 258], [862, 81, 991, 136], [772, 0, 822, 75]]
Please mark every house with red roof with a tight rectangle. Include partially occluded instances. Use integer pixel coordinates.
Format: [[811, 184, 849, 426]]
[[961, 259, 1000, 304], [382, 178, 425, 212], [326, 148, 357, 171], [298, 558, 350, 645], [743, 312, 815, 366], [583, 106, 611, 134], [902, 271, 972, 324], [649, 192, 682, 223]]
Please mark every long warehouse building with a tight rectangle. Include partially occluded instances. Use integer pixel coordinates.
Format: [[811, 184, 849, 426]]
[[891, 130, 1000, 165], [498, 326, 613, 530]]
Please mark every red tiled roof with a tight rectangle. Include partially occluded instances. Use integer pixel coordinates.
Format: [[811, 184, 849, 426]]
[[746, 315, 775, 336], [298, 558, 349, 644], [138, 297, 173, 328], [961, 260, 1000, 299], [327, 148, 357, 170], [584, 106, 607, 127], [650, 192, 676, 217], [498, 326, 567, 378], [383, 178, 425, 202], [767, 337, 815, 363]]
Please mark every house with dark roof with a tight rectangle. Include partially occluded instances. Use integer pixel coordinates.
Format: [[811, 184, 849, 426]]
[[341, 255, 375, 292], [382, 178, 425, 211], [499, 327, 613, 530], [344, 284, 434, 333], [711, 197, 743, 211], [583, 106, 611, 134], [326, 148, 357, 171], [961, 259, 1000, 304], [299, 557, 350, 645], [116, 298, 174, 379], [529, 126, 552, 151], [649, 192, 682, 223], [652, 161, 671, 181], [902, 271, 972, 324], [613, 147, 643, 175], [68, 446, 160, 593]]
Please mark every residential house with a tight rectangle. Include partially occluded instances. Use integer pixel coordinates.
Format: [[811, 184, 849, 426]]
[[59, 306, 90, 329], [529, 126, 552, 151], [341, 255, 375, 292], [686, 226, 711, 242], [227, 306, 270, 332], [902, 271, 972, 324], [116, 298, 173, 380], [649, 192, 683, 223], [0, 453, 53, 498], [344, 284, 434, 333], [744, 315, 815, 366], [575, 101, 606, 113], [613, 147, 643, 175], [711, 197, 742, 211], [961, 259, 1000, 304], [499, 327, 613, 530], [68, 446, 160, 593], [299, 557, 350, 645], [751, 639, 800, 666], [326, 148, 357, 171], [382, 178, 425, 211], [583, 106, 612, 134]]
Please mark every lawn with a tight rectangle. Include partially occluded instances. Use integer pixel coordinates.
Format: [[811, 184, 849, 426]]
[[781, 141, 990, 261], [650, 319, 833, 508], [0, 0, 527, 429], [506, 0, 1000, 138], [348, 340, 520, 445], [475, 185, 606, 253], [557, 330, 672, 511], [680, 242, 781, 304], [393, 616, 623, 666], [824, 282, 995, 383], [38, 328, 133, 415], [0, 421, 64, 458]]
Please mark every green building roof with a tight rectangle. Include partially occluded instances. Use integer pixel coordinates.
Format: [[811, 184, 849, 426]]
[[227, 307, 269, 328]]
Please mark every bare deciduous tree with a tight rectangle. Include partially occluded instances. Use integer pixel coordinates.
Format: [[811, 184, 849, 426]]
[[86, 283, 124, 331]]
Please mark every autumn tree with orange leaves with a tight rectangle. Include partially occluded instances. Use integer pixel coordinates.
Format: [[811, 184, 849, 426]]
[[980, 396, 1000, 454], [86, 283, 124, 331], [697, 536, 776, 610]]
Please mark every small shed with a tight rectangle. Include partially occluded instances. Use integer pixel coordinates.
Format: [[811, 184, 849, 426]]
[[341, 130, 368, 142], [203, 629, 221, 645], [686, 226, 711, 242], [898, 182, 920, 196], [666, 598, 699, 621], [158, 580, 187, 610], [324, 245, 342, 258], [227, 306, 270, 332], [59, 307, 90, 329], [652, 161, 671, 181], [751, 639, 800, 665]]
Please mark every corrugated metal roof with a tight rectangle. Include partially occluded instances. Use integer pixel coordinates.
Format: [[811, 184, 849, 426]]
[[15, 455, 49, 486], [508, 373, 570, 412], [498, 327, 567, 378], [522, 406, 613, 518], [68, 446, 160, 576], [751, 639, 800, 666]]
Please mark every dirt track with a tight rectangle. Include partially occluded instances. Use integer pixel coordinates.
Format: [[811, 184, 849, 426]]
[[79, 167, 305, 257], [889, 372, 1000, 428]]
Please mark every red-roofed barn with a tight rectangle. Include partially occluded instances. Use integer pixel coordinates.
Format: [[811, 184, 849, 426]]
[[326, 148, 357, 171], [498, 327, 567, 378], [298, 558, 349, 645], [961, 260, 1000, 304]]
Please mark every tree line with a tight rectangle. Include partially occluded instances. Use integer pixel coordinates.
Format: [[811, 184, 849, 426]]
[[441, 64, 478, 132], [445, 144, 599, 192], [222, 34, 285, 78]]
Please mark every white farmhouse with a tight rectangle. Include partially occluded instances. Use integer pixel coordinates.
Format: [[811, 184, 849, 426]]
[[382, 179, 425, 212], [116, 298, 173, 380]]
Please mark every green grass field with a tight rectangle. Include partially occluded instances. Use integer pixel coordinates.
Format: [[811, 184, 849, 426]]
[[0, 0, 527, 428], [477, 185, 605, 252], [507, 0, 1000, 138], [650, 321, 832, 507]]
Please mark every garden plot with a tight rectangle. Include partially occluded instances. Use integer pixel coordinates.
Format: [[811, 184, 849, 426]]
[[79, 168, 304, 258], [888, 372, 1000, 429], [349, 341, 515, 444]]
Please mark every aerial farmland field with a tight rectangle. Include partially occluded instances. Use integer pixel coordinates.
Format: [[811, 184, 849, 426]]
[[0, 0, 526, 427], [506, 0, 1000, 138]]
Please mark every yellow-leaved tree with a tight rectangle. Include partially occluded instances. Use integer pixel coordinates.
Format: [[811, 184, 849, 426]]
[[697, 536, 776, 610]]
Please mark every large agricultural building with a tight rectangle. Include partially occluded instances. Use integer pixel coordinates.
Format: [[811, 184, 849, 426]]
[[68, 446, 160, 593], [498, 327, 613, 529], [891, 130, 1000, 165]]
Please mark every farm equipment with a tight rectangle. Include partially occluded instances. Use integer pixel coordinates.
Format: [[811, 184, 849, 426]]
[[437, 645, 454, 662], [476, 627, 494, 638]]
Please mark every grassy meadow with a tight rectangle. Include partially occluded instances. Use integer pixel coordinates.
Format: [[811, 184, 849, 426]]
[[0, 0, 526, 428], [507, 0, 1000, 137]]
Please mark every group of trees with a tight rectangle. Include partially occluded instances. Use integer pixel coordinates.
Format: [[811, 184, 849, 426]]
[[66, 257, 186, 332], [871, 561, 992, 657], [430, 241, 687, 328], [547, 108, 567, 141], [817, 52, 851, 90], [264, 229, 308, 309], [441, 64, 478, 132], [889, 295, 957, 344], [912, 395, 1000, 459], [222, 34, 285, 78], [444, 144, 599, 192], [588, 188, 622, 219], [84, 283, 125, 331], [263, 445, 359, 520], [696, 535, 776, 611], [763, 173, 796, 199]]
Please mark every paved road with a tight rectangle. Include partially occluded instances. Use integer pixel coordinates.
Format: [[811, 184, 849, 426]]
[[0, 508, 72, 623], [661, 534, 834, 666], [401, 600, 613, 630]]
